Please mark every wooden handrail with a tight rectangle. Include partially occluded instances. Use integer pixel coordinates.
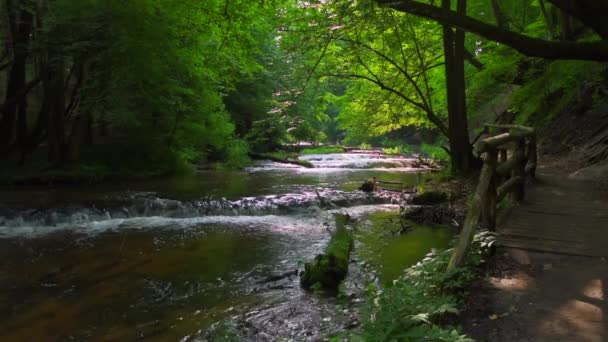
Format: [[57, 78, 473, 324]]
[[447, 125, 537, 270]]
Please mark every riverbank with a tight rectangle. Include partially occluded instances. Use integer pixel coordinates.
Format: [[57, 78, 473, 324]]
[[0, 151, 457, 340], [0, 146, 443, 186]]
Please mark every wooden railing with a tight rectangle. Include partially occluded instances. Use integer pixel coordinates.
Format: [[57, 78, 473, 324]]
[[447, 124, 537, 270]]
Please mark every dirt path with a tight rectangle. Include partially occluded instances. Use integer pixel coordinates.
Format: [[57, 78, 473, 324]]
[[464, 165, 608, 341]]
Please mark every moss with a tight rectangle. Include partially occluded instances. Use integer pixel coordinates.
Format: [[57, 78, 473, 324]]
[[300, 214, 353, 291]]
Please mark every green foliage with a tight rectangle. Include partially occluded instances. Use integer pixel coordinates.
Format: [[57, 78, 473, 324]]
[[3, 0, 284, 175], [245, 114, 288, 153], [358, 231, 495, 341], [383, 145, 414, 155], [511, 60, 607, 125], [300, 146, 345, 155], [421, 143, 450, 161], [221, 140, 252, 170]]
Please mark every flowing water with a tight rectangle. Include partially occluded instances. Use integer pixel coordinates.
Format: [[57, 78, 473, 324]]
[[0, 153, 454, 341]]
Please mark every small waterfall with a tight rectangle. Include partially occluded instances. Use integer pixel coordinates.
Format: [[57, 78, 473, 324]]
[[0, 189, 412, 237], [297, 152, 422, 169]]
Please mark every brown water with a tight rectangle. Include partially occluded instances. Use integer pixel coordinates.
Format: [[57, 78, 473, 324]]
[[0, 153, 453, 341]]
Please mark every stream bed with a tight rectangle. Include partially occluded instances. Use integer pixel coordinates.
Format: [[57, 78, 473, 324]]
[[0, 153, 454, 341]]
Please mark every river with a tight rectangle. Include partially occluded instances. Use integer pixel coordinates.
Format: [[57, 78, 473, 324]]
[[0, 152, 454, 341]]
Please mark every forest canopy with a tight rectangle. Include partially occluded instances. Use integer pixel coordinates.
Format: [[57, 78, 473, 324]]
[[0, 0, 606, 177]]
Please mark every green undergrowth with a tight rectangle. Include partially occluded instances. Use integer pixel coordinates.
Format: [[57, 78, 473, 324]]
[[382, 145, 413, 155], [336, 231, 495, 341], [420, 143, 449, 162], [0, 143, 197, 185], [218, 139, 252, 170], [511, 60, 607, 126], [300, 146, 345, 154], [380, 143, 448, 162], [468, 45, 608, 129]]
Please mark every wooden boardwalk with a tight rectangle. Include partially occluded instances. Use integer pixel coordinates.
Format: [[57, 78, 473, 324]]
[[470, 166, 608, 342], [498, 167, 608, 257]]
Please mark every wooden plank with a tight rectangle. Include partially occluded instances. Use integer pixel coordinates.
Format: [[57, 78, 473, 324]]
[[498, 230, 604, 243], [498, 237, 608, 257]]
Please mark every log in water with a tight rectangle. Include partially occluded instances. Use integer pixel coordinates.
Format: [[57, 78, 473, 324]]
[[300, 213, 353, 291]]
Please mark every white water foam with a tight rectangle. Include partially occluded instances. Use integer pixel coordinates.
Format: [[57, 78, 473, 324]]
[[0, 205, 401, 239]]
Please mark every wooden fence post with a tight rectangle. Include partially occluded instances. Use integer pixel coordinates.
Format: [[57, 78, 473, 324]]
[[480, 150, 498, 231], [511, 141, 526, 202], [447, 124, 536, 272], [447, 151, 496, 271], [499, 149, 507, 163], [526, 135, 537, 179]]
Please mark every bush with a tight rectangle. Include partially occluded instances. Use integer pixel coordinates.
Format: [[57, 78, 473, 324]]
[[221, 139, 251, 169]]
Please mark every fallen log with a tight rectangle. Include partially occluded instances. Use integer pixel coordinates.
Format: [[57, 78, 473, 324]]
[[300, 214, 353, 291]]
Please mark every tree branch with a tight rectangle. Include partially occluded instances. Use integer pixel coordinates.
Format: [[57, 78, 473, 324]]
[[323, 72, 449, 137], [377, 0, 608, 61], [464, 49, 483, 70], [547, 0, 608, 39]]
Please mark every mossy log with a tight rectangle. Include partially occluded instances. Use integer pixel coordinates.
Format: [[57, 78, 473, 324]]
[[300, 214, 353, 291]]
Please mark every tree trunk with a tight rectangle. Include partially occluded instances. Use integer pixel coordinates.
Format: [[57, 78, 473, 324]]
[[442, 0, 475, 174], [0, 5, 33, 153], [16, 94, 28, 165], [538, 0, 558, 39], [66, 59, 90, 162], [47, 57, 67, 165], [490, 0, 509, 29], [559, 10, 573, 41], [67, 112, 90, 162]]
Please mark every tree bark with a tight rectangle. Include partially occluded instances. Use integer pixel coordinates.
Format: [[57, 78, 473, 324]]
[[47, 56, 67, 165], [66, 59, 90, 162], [490, 0, 509, 29], [0, 5, 33, 153], [67, 112, 91, 162], [547, 0, 608, 39], [559, 10, 573, 41], [464, 49, 483, 70], [443, 0, 475, 174], [538, 0, 558, 39], [377, 0, 608, 61]]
